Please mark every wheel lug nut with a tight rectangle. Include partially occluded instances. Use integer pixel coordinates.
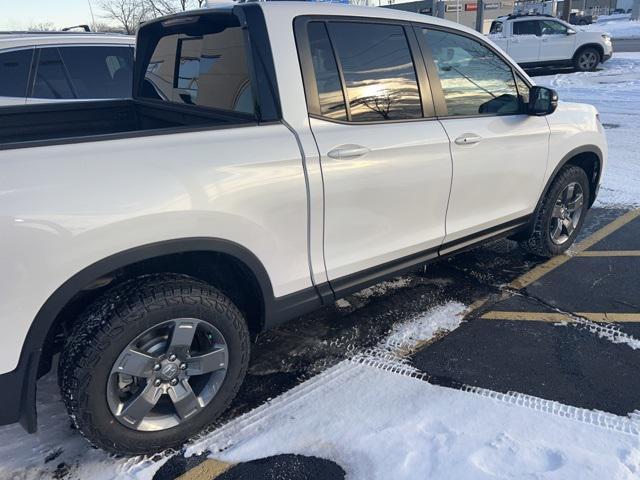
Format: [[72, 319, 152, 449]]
[[153, 363, 161, 371], [179, 363, 187, 370], [153, 378, 162, 387], [168, 354, 177, 361], [170, 378, 179, 386]]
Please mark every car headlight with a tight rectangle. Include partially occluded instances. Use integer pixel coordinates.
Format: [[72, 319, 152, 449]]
[[602, 34, 611, 42]]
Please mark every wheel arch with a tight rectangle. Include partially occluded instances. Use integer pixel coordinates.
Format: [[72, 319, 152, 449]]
[[12, 238, 279, 433], [574, 42, 605, 60]]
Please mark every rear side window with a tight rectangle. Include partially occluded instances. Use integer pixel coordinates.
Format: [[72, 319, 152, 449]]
[[140, 24, 254, 114], [513, 20, 540, 36], [327, 22, 423, 122], [0, 49, 33, 98], [58, 46, 133, 98], [32, 48, 75, 99], [490, 21, 503, 34]]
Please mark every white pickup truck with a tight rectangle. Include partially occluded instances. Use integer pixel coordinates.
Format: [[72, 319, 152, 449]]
[[489, 14, 613, 71], [0, 2, 606, 454]]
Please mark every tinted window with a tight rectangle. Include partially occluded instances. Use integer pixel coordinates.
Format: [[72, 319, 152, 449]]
[[0, 49, 33, 98], [328, 22, 422, 122], [141, 25, 254, 114], [540, 20, 569, 35], [422, 29, 520, 116], [59, 46, 133, 98], [512, 20, 540, 36], [490, 21, 503, 34], [307, 22, 347, 120], [32, 48, 75, 99]]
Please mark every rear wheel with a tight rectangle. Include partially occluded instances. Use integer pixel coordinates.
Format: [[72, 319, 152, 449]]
[[574, 47, 601, 71], [520, 165, 590, 257], [58, 274, 250, 455]]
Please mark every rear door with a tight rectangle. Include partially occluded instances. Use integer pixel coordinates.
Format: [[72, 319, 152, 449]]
[[417, 27, 549, 248], [0, 48, 34, 105], [508, 20, 542, 64], [296, 19, 453, 285]]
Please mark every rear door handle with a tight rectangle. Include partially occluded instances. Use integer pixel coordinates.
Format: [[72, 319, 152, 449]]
[[454, 134, 482, 145], [327, 144, 370, 160]]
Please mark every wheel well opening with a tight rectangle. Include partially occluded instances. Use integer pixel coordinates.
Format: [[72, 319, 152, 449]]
[[566, 151, 600, 207], [39, 251, 265, 377], [575, 43, 604, 59]]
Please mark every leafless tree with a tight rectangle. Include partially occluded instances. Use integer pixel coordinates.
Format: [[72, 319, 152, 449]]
[[100, 0, 150, 35], [27, 22, 57, 31], [145, 0, 206, 16]]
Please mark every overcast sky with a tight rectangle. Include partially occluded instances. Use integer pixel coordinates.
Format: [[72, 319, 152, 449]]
[[0, 0, 110, 30]]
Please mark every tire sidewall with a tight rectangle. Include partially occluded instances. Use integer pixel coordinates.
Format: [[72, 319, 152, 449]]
[[574, 47, 600, 72]]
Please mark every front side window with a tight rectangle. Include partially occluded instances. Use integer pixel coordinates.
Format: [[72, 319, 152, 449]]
[[32, 48, 75, 99], [512, 20, 540, 36], [540, 20, 569, 35], [140, 24, 254, 114], [0, 49, 33, 98], [422, 29, 521, 117], [327, 22, 423, 122], [58, 46, 133, 99]]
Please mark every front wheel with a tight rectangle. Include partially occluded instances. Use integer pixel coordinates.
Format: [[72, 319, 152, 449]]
[[574, 47, 601, 71], [520, 165, 590, 257], [58, 274, 250, 455]]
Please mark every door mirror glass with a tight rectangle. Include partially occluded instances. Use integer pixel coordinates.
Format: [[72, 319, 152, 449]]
[[528, 86, 558, 116]]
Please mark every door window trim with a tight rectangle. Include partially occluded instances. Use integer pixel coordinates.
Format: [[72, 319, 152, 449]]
[[413, 23, 532, 119], [293, 15, 436, 126]]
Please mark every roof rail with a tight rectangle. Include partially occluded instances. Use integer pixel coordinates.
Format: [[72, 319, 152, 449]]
[[507, 12, 555, 19], [62, 24, 91, 32]]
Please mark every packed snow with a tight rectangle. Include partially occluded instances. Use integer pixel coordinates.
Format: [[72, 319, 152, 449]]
[[535, 52, 640, 207], [582, 14, 640, 39]]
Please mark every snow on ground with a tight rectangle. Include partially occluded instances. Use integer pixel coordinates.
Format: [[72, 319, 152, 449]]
[[186, 302, 640, 480], [582, 14, 640, 39], [535, 52, 640, 207]]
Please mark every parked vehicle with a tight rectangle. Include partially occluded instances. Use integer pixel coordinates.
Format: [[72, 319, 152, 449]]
[[0, 2, 606, 455], [568, 11, 594, 26], [0, 31, 134, 105], [489, 13, 612, 70]]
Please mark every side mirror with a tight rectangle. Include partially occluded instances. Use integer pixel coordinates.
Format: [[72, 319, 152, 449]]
[[528, 86, 558, 116], [567, 29, 577, 35]]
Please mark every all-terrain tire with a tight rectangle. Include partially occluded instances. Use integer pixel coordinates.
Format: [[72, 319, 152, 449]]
[[58, 273, 250, 455], [520, 165, 590, 257]]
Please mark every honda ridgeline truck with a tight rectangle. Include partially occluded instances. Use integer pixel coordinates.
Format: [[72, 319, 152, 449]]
[[0, 2, 606, 454]]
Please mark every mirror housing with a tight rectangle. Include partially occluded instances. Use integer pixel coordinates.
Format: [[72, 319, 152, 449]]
[[528, 86, 558, 116], [567, 28, 577, 35]]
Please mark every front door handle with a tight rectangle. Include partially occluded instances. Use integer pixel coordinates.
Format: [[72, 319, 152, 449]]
[[454, 134, 482, 145], [327, 144, 370, 160]]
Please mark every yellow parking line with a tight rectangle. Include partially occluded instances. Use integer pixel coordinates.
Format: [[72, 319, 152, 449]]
[[509, 209, 640, 290], [177, 459, 234, 480], [576, 250, 640, 257], [482, 311, 640, 323]]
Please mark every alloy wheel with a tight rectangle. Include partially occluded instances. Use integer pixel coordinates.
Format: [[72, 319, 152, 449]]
[[549, 181, 584, 245], [578, 51, 598, 70], [107, 318, 228, 431]]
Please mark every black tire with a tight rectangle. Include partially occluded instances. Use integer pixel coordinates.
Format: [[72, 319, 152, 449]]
[[520, 165, 590, 257], [58, 273, 250, 455], [573, 47, 601, 72]]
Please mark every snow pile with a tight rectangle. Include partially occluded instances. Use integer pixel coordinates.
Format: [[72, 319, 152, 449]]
[[582, 15, 640, 38], [535, 52, 640, 207]]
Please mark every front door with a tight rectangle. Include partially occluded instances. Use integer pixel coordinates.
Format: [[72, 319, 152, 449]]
[[418, 27, 550, 246], [539, 20, 577, 61], [298, 20, 453, 283]]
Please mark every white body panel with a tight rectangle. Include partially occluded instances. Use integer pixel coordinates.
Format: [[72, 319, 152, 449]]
[[309, 117, 452, 280], [0, 124, 309, 371], [440, 115, 550, 242], [507, 34, 542, 63]]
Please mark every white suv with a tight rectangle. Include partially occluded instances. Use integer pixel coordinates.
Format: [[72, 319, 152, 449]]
[[0, 3, 606, 455], [489, 14, 613, 71], [0, 31, 135, 105]]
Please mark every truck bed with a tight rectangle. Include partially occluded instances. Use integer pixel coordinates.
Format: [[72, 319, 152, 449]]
[[0, 100, 254, 149]]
